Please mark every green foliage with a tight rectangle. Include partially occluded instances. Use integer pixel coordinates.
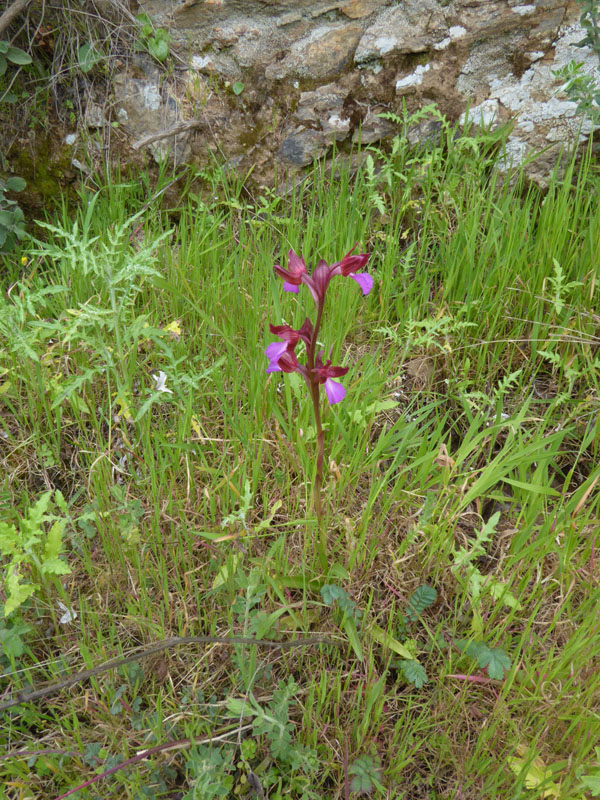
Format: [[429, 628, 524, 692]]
[[183, 746, 235, 799], [226, 676, 320, 792], [399, 659, 428, 689], [456, 639, 512, 680], [348, 754, 384, 795], [321, 584, 364, 659], [577, 749, 600, 796], [0, 491, 71, 616], [403, 584, 437, 623], [0, 615, 31, 660], [0, 176, 26, 252], [451, 512, 522, 625], [135, 14, 172, 63], [77, 42, 102, 74], [320, 584, 362, 622], [576, 0, 600, 52], [553, 0, 600, 122], [0, 40, 32, 77]]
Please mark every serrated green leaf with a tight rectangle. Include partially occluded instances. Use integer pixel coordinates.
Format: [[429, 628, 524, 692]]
[[0, 521, 19, 556], [405, 583, 437, 621], [4, 567, 38, 617], [580, 772, 600, 796], [44, 519, 66, 562], [465, 641, 511, 679], [508, 746, 560, 797], [401, 659, 428, 688], [349, 754, 383, 794], [225, 697, 255, 718]]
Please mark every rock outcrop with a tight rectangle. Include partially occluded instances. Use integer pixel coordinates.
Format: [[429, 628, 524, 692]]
[[76, 1, 600, 183]]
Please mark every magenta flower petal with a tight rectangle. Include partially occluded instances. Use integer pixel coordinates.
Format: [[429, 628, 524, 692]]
[[283, 281, 299, 293], [350, 271, 373, 295], [265, 341, 288, 361], [266, 360, 282, 373], [324, 378, 346, 404]]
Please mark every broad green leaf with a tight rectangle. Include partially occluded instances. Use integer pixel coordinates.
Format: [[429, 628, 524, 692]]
[[78, 43, 99, 73], [232, 81, 245, 95], [150, 38, 169, 61], [5, 176, 26, 192], [508, 746, 560, 797], [225, 697, 255, 718], [465, 641, 511, 679], [44, 520, 66, 562], [488, 578, 522, 610], [370, 623, 413, 659], [405, 583, 437, 621], [6, 46, 32, 65], [580, 771, 600, 796], [0, 619, 31, 657]]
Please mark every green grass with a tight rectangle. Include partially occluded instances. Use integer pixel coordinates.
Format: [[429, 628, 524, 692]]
[[1, 112, 599, 799]]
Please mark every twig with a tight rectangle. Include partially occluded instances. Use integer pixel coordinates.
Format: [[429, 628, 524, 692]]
[[0, 635, 337, 711], [132, 120, 204, 151], [445, 673, 495, 685], [0, 0, 32, 37]]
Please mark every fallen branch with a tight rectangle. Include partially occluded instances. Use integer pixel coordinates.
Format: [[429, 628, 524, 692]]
[[132, 119, 204, 150], [0, 0, 33, 37], [0, 635, 338, 711]]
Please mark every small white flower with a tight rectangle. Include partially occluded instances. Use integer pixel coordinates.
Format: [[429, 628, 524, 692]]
[[152, 371, 174, 394], [58, 601, 77, 625]]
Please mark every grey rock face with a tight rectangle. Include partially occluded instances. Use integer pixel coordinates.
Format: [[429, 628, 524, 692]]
[[278, 129, 329, 166], [100, 1, 598, 183], [354, 0, 447, 62]]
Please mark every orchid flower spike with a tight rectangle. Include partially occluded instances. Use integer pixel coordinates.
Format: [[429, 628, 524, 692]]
[[273, 245, 372, 304]]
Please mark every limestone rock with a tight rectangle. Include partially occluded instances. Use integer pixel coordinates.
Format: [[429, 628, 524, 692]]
[[355, 0, 446, 62], [113, 70, 191, 165], [266, 23, 363, 80], [341, 0, 387, 19]]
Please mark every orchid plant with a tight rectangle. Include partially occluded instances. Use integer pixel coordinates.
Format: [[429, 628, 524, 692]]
[[265, 245, 372, 570]]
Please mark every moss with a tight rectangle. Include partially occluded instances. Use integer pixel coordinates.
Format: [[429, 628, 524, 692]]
[[8, 135, 74, 214]]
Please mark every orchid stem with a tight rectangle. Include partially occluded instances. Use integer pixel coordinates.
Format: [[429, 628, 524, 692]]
[[308, 301, 328, 573]]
